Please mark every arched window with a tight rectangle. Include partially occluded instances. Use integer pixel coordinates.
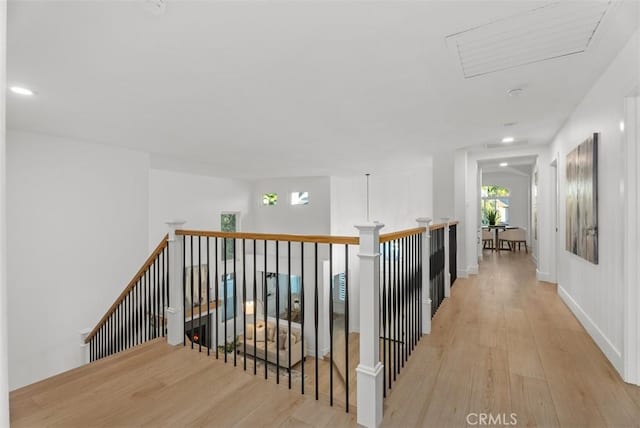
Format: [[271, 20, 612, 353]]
[[481, 185, 510, 225]]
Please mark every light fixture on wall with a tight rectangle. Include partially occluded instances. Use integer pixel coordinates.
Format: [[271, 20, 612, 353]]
[[502, 137, 515, 143], [10, 86, 35, 96], [620, 121, 625, 132], [500, 162, 509, 167]]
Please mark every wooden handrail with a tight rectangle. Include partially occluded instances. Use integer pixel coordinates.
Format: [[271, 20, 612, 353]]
[[429, 223, 447, 231], [449, 220, 459, 226], [176, 229, 360, 245], [85, 235, 169, 343], [379, 227, 426, 243]]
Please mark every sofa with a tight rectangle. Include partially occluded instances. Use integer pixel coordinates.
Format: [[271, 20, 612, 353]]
[[237, 320, 304, 369]]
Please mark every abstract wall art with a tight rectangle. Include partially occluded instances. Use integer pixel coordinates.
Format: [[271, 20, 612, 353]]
[[565, 133, 598, 264]]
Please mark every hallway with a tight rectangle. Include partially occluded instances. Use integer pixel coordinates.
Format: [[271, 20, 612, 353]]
[[383, 251, 640, 427]]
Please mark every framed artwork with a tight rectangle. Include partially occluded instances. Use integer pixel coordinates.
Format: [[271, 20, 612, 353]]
[[565, 133, 598, 264]]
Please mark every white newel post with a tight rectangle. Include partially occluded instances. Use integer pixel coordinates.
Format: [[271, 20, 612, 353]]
[[442, 218, 451, 298], [79, 328, 90, 364], [355, 222, 384, 428], [166, 220, 186, 346], [417, 218, 432, 335]]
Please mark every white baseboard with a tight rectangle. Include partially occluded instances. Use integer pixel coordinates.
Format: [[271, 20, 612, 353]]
[[467, 264, 479, 275], [536, 270, 554, 283], [457, 268, 468, 278], [557, 285, 623, 375]]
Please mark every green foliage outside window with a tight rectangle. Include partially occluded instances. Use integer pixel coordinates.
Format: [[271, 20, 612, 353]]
[[263, 193, 278, 206], [481, 185, 510, 226], [221, 213, 236, 260]]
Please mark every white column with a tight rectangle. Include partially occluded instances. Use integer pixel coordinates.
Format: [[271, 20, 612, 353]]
[[79, 329, 90, 365], [355, 222, 384, 428], [417, 218, 432, 335], [0, 2, 9, 425], [166, 220, 186, 346], [442, 218, 451, 298]]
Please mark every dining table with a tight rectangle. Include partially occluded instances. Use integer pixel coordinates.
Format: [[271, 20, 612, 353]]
[[484, 225, 518, 251]]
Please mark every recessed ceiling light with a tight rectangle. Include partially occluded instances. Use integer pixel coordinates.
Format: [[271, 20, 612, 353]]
[[620, 121, 625, 132], [10, 86, 35, 96], [500, 162, 508, 167], [502, 137, 515, 143]]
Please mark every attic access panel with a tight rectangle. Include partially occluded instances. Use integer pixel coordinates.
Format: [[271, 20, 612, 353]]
[[446, 1, 611, 78]]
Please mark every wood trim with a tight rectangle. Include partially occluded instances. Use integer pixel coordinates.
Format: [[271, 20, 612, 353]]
[[176, 229, 360, 245], [379, 227, 426, 243], [448, 220, 459, 226], [85, 235, 169, 343], [429, 223, 447, 231]]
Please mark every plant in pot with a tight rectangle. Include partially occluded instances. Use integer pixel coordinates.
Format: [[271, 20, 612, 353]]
[[485, 207, 501, 226], [218, 337, 240, 354]]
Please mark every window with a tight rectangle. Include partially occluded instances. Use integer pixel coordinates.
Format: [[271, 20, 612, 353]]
[[333, 272, 346, 302], [481, 185, 510, 225], [291, 191, 309, 205], [220, 213, 237, 261], [263, 193, 278, 205], [221, 273, 235, 320]]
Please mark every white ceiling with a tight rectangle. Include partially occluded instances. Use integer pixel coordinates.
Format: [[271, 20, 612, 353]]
[[7, 1, 639, 177]]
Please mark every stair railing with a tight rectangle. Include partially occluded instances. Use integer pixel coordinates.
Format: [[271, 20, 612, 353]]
[[84, 235, 169, 361]]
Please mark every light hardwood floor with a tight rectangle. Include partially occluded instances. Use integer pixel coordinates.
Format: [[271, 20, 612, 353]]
[[382, 250, 640, 427], [10, 338, 357, 428], [11, 251, 640, 427]]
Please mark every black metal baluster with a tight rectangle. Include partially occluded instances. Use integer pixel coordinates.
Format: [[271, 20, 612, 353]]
[[242, 239, 247, 371], [276, 241, 280, 383], [387, 241, 392, 389], [233, 238, 237, 367], [404, 237, 408, 364], [287, 241, 292, 389], [138, 280, 143, 345], [253, 239, 257, 375], [215, 237, 219, 359], [345, 244, 349, 412], [314, 242, 319, 401], [206, 237, 210, 356], [382, 241, 387, 395], [329, 243, 333, 406], [223, 237, 227, 362], [156, 255, 160, 339], [198, 236, 202, 353], [395, 239, 399, 377], [300, 241, 305, 395], [183, 235, 186, 346], [404, 236, 408, 362], [158, 246, 169, 337], [264, 239, 268, 380], [191, 235, 194, 349]]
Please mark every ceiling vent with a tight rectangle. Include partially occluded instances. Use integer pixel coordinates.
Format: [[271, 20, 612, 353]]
[[446, 1, 611, 78]]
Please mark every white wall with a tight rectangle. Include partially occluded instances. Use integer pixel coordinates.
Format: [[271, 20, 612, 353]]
[[550, 30, 639, 376], [248, 177, 331, 235], [482, 171, 531, 243], [433, 151, 455, 220], [148, 169, 251, 249], [329, 163, 433, 235], [330, 163, 433, 333], [0, 1, 9, 423], [6, 131, 150, 390]]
